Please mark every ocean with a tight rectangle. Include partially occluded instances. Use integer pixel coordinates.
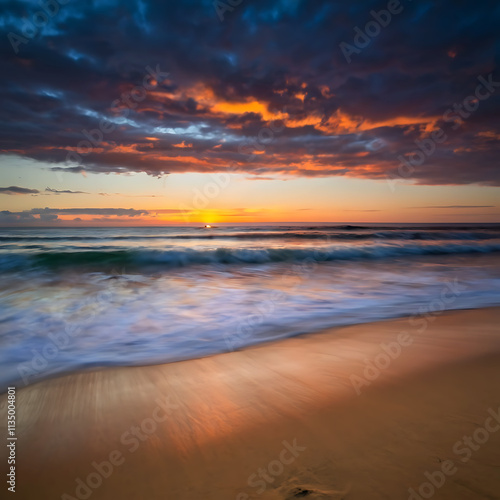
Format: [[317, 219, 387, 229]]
[[1, 223, 500, 389]]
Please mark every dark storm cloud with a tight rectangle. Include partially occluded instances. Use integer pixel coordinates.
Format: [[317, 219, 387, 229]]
[[0, 0, 499, 184]]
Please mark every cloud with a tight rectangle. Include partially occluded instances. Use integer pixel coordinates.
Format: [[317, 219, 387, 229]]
[[244, 176, 281, 181], [0, 208, 150, 225], [26, 207, 150, 217], [0, 186, 39, 195], [0, 0, 499, 185], [0, 210, 34, 223], [413, 205, 496, 209], [39, 213, 59, 222], [98, 192, 164, 197], [152, 208, 195, 214], [45, 188, 89, 194]]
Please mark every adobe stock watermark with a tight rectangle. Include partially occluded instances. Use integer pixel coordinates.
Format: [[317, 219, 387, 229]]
[[350, 278, 466, 395], [64, 65, 169, 170], [178, 108, 287, 222], [340, 0, 411, 63], [7, 0, 70, 54], [386, 72, 500, 191], [408, 278, 467, 334], [224, 259, 315, 351], [16, 290, 112, 386], [235, 439, 306, 499], [61, 394, 179, 500], [350, 331, 413, 395], [177, 169, 232, 222], [213, 0, 244, 22], [224, 243, 331, 352], [224, 230, 346, 352], [408, 406, 500, 500]]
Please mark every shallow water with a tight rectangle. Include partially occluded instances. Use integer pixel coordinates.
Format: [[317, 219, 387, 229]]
[[1, 224, 500, 388]]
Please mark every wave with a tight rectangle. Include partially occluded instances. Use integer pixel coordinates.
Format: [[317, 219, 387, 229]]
[[1, 242, 500, 271], [1, 230, 500, 243]]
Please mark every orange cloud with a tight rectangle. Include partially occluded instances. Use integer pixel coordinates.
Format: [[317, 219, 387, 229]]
[[317, 110, 438, 135], [149, 83, 285, 122]]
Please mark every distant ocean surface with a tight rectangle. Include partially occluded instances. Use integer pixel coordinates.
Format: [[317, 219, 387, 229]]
[[1, 223, 500, 389]]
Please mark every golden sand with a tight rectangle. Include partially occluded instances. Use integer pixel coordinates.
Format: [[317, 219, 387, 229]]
[[1, 308, 500, 499]]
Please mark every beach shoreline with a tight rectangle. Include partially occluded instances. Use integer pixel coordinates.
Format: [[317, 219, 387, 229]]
[[1, 307, 500, 499]]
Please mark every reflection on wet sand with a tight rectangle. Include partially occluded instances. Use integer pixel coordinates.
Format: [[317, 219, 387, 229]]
[[1, 308, 500, 499]]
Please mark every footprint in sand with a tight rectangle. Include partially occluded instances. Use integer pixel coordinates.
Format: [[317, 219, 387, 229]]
[[283, 484, 351, 499]]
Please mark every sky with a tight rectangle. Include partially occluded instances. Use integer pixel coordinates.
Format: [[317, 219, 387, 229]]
[[0, 0, 499, 225]]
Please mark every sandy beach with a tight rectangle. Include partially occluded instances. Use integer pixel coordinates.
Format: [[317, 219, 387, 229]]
[[1, 0, 499, 496], [1, 307, 500, 500]]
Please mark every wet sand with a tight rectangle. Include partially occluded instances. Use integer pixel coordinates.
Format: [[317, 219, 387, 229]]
[[1, 307, 500, 499]]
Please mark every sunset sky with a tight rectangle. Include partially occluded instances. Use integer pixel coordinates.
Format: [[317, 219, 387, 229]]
[[0, 0, 499, 225]]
